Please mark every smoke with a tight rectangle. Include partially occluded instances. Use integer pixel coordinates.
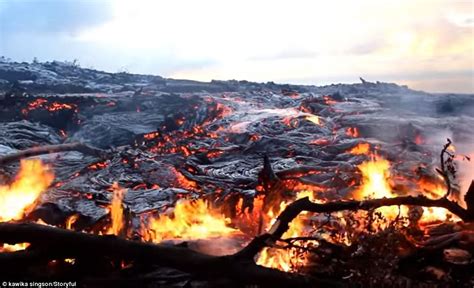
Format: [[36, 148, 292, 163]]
[[424, 127, 474, 202], [456, 147, 474, 199]]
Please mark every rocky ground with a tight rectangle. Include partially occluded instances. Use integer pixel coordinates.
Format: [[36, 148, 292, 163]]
[[0, 59, 473, 287]]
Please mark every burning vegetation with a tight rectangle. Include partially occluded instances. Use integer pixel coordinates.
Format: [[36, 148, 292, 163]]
[[0, 62, 473, 287]]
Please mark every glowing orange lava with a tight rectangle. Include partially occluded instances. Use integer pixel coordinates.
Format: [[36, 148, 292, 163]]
[[346, 127, 360, 138]]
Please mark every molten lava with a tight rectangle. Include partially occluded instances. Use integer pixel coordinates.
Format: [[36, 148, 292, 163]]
[[0, 159, 54, 222], [22, 98, 77, 116], [346, 127, 360, 137], [142, 199, 238, 243]]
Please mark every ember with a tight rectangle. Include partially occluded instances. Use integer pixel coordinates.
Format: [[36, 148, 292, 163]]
[[22, 98, 77, 116]]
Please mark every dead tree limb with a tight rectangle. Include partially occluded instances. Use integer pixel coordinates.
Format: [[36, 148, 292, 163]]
[[0, 222, 342, 288], [0, 194, 472, 286], [0, 142, 107, 166], [237, 195, 473, 259], [438, 138, 453, 197]]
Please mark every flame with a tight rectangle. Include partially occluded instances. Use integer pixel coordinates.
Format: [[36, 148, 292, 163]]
[[142, 199, 237, 243], [256, 191, 315, 272], [352, 155, 403, 221], [348, 143, 370, 155], [305, 115, 321, 125], [0, 159, 54, 222], [416, 179, 458, 223], [0, 243, 30, 252], [447, 144, 456, 153], [66, 214, 79, 230], [107, 183, 127, 236]]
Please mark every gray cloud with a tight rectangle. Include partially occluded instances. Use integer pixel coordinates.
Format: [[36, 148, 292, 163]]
[[0, 0, 113, 35], [248, 49, 318, 61]]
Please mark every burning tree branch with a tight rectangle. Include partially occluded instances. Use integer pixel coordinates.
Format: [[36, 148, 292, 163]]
[[0, 142, 108, 166], [1, 190, 472, 287], [237, 193, 474, 260], [0, 222, 342, 288]]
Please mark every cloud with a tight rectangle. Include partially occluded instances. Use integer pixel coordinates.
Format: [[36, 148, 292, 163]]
[[0, 0, 113, 36], [248, 49, 319, 61], [0, 0, 472, 93]]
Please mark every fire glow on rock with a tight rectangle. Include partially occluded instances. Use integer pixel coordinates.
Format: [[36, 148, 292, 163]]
[[0, 140, 466, 278], [0, 151, 461, 270], [0, 79, 471, 279]]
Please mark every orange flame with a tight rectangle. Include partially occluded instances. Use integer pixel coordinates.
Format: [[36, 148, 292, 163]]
[[107, 183, 127, 236], [416, 179, 458, 223], [142, 199, 237, 243], [256, 191, 316, 272], [0, 159, 54, 222], [352, 155, 405, 221], [348, 143, 370, 155], [0, 243, 30, 252]]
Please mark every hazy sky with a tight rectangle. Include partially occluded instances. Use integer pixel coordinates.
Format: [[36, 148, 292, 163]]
[[0, 0, 473, 93]]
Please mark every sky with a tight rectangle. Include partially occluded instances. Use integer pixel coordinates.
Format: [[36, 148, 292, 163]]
[[0, 0, 473, 93]]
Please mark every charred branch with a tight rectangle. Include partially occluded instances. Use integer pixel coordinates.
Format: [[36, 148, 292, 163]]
[[0, 222, 342, 288], [237, 195, 473, 260], [0, 142, 107, 166]]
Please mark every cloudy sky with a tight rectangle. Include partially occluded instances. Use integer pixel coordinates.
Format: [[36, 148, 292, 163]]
[[0, 0, 473, 93]]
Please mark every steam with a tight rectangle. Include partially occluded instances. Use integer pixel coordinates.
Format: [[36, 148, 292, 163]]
[[424, 128, 474, 201]]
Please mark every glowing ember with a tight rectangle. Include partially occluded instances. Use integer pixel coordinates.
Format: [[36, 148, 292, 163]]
[[414, 134, 424, 145], [172, 168, 198, 190], [142, 199, 237, 243], [0, 159, 54, 222], [348, 143, 370, 155], [309, 138, 331, 145], [107, 183, 127, 236], [346, 127, 360, 138], [22, 98, 77, 116]]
